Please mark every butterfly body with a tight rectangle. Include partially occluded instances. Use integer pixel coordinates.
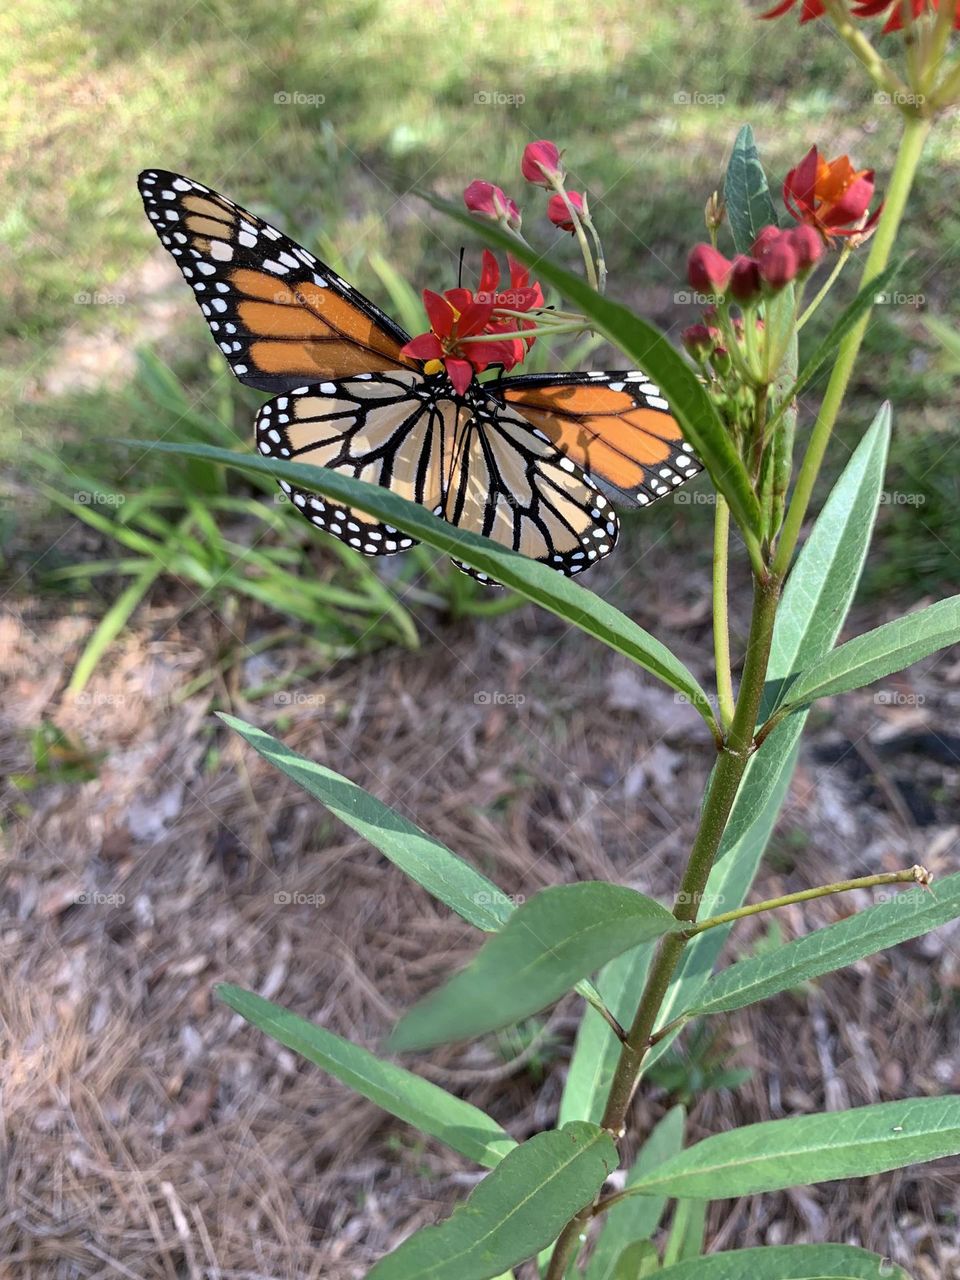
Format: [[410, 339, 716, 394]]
[[138, 169, 701, 579]]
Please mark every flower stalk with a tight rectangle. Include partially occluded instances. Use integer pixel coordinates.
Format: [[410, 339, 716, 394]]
[[772, 111, 932, 578]]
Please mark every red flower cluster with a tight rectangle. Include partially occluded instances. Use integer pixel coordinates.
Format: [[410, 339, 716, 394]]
[[400, 250, 543, 395], [784, 147, 880, 239], [686, 223, 823, 303], [463, 140, 590, 240], [763, 0, 958, 30]]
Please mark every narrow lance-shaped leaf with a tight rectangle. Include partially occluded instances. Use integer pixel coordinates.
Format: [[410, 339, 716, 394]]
[[723, 124, 779, 255], [222, 716, 610, 1021], [655, 1244, 912, 1280], [761, 403, 891, 716], [417, 200, 763, 551], [675, 871, 960, 1024], [367, 1122, 617, 1280], [221, 714, 513, 932], [131, 442, 717, 731], [390, 883, 681, 1053], [782, 593, 960, 710], [646, 405, 891, 1069], [625, 1096, 960, 1199], [217, 985, 516, 1169]]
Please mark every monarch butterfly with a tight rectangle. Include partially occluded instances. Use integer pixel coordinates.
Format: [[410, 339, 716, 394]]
[[138, 169, 701, 580]]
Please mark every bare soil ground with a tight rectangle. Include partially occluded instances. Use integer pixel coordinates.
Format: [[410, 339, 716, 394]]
[[2, 555, 960, 1279]]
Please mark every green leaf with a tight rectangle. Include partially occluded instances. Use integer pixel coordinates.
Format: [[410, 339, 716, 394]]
[[223, 715, 610, 1025], [626, 1096, 960, 1199], [646, 409, 890, 1067], [655, 1244, 912, 1280], [723, 124, 779, 255], [390, 884, 681, 1053], [132, 442, 716, 731], [783, 593, 960, 710], [559, 942, 653, 1126], [586, 1106, 686, 1280], [221, 714, 513, 932], [217, 985, 516, 1169], [662, 1197, 707, 1267], [762, 403, 891, 717], [366, 1122, 617, 1280], [641, 716, 802, 1073], [677, 871, 960, 1023], [610, 1241, 659, 1279], [417, 201, 763, 554]]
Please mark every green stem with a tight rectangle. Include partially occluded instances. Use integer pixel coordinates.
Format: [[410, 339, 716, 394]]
[[548, 178, 599, 292], [713, 497, 735, 732], [680, 863, 930, 939], [772, 113, 931, 580], [545, 570, 782, 1280], [922, 0, 957, 96], [824, 0, 914, 103], [796, 245, 853, 332]]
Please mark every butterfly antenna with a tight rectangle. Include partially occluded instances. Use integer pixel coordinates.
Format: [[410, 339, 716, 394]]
[[458, 247, 465, 289]]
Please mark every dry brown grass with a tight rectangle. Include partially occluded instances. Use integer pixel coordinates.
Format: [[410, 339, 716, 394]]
[[2, 560, 959, 1278]]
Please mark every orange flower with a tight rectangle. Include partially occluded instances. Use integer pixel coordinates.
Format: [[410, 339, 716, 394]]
[[783, 146, 881, 239]]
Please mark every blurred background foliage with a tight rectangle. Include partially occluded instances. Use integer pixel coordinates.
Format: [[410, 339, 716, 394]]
[[3, 0, 959, 680]]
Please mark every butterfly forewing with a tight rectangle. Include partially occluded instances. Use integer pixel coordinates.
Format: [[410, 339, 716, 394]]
[[138, 170, 413, 393], [491, 371, 702, 506]]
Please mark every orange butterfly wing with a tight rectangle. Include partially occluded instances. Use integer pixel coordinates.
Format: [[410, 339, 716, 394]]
[[491, 372, 701, 506], [138, 169, 414, 393]]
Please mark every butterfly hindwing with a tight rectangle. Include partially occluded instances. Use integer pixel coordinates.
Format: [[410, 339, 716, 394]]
[[491, 370, 702, 506], [445, 388, 619, 582], [138, 169, 413, 394], [254, 370, 461, 554]]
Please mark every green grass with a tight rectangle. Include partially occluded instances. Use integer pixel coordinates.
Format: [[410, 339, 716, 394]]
[[3, 0, 959, 647]]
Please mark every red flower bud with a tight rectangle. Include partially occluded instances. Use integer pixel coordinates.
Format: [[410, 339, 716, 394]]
[[729, 254, 762, 304], [463, 180, 522, 231], [687, 243, 732, 294], [547, 190, 585, 233], [751, 225, 782, 257], [757, 235, 800, 288], [786, 223, 824, 270], [682, 323, 715, 358], [521, 140, 563, 187]]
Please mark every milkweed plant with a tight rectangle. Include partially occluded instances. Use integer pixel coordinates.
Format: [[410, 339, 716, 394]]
[[152, 4, 960, 1277]]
